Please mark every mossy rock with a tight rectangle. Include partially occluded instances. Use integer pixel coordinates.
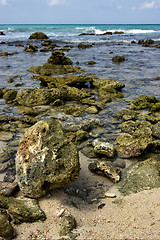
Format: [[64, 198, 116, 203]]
[[0, 212, 13, 240], [24, 44, 38, 52], [29, 32, 49, 39], [114, 109, 138, 121], [118, 154, 160, 195], [66, 130, 89, 143], [47, 50, 72, 65], [59, 214, 77, 236], [0, 194, 46, 223], [85, 61, 96, 65], [78, 43, 93, 49], [130, 95, 159, 110], [3, 90, 17, 103], [63, 105, 84, 117], [112, 56, 125, 63]]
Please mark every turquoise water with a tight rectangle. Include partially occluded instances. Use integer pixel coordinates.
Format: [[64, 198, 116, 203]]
[[0, 24, 160, 42]]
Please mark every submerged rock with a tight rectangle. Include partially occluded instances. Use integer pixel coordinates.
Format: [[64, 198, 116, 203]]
[[88, 160, 121, 183], [16, 118, 80, 198], [29, 32, 49, 39], [118, 154, 160, 195], [24, 44, 38, 52], [112, 56, 125, 63]]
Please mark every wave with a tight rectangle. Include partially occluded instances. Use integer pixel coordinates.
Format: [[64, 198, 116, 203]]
[[75, 26, 106, 35], [125, 29, 159, 34]]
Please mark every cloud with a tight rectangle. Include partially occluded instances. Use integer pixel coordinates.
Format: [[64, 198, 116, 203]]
[[117, 4, 123, 9], [131, 6, 136, 11], [47, 0, 69, 6], [0, 0, 7, 5], [141, 0, 160, 9]]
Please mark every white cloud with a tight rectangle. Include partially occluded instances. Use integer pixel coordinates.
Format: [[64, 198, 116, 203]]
[[47, 0, 69, 6], [131, 6, 136, 11], [141, 0, 160, 9], [117, 4, 123, 9], [0, 0, 7, 6]]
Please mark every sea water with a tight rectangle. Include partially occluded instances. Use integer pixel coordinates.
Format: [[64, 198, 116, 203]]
[[0, 24, 160, 128]]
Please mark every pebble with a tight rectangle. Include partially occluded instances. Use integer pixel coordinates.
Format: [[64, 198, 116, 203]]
[[104, 192, 117, 198]]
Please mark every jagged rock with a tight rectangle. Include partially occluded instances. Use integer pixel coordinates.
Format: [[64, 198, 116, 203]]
[[29, 32, 49, 39], [0, 212, 13, 240], [88, 160, 121, 183], [0, 194, 46, 223], [152, 121, 160, 139], [16, 118, 80, 198], [118, 154, 160, 195], [24, 44, 38, 52], [3, 90, 17, 103], [114, 109, 138, 121], [92, 139, 115, 158], [28, 50, 84, 76]]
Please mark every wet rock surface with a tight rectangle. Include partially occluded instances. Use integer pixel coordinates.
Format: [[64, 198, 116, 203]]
[[0, 211, 13, 240]]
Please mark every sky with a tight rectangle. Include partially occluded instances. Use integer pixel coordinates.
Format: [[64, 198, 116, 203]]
[[0, 0, 160, 24]]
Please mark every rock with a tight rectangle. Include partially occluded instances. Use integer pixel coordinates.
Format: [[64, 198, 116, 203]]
[[78, 43, 93, 49], [112, 56, 125, 63], [0, 51, 18, 56], [114, 133, 151, 158], [29, 32, 49, 39], [86, 106, 98, 114], [66, 130, 89, 144], [88, 160, 121, 183], [16, 118, 80, 198], [3, 90, 17, 103], [0, 194, 46, 223], [0, 212, 13, 240], [114, 109, 138, 121], [130, 95, 159, 110], [147, 140, 160, 153], [85, 61, 96, 65], [114, 31, 124, 34], [24, 44, 38, 52], [104, 192, 116, 198], [0, 182, 18, 196], [59, 214, 77, 236], [118, 154, 160, 195], [102, 32, 112, 35], [28, 50, 84, 76], [138, 39, 154, 46], [92, 139, 115, 158], [0, 131, 14, 141], [152, 122, 160, 139], [0, 31, 5, 35]]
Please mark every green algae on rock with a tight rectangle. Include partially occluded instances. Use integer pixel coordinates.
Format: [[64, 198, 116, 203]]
[[59, 214, 77, 237], [16, 118, 80, 198], [29, 32, 49, 39], [28, 50, 84, 76], [112, 56, 125, 63], [24, 44, 38, 52], [0, 212, 13, 240], [0, 194, 46, 223], [118, 154, 160, 195], [130, 95, 159, 110]]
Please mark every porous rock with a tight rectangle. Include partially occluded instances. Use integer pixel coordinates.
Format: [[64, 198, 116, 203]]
[[0, 212, 13, 240], [16, 118, 80, 198], [88, 160, 121, 183], [152, 121, 160, 139], [118, 154, 160, 195], [29, 32, 49, 39], [92, 139, 115, 158]]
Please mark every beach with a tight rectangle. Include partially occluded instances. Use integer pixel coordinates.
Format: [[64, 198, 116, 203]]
[[0, 24, 160, 239]]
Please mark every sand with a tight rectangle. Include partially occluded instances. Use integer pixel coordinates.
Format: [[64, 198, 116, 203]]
[[14, 152, 160, 240]]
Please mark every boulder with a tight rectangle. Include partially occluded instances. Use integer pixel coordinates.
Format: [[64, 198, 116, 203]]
[[88, 160, 121, 183], [29, 32, 49, 39], [118, 154, 160, 195], [92, 139, 115, 158], [130, 95, 159, 110], [16, 118, 80, 198]]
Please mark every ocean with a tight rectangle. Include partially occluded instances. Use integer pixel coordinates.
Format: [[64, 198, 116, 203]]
[[0, 24, 160, 131]]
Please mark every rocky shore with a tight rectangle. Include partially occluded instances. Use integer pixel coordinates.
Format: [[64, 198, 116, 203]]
[[0, 32, 160, 239]]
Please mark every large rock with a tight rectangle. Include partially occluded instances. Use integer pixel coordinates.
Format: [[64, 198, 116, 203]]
[[152, 121, 160, 139], [92, 139, 115, 158], [118, 154, 160, 195], [16, 118, 80, 198], [29, 32, 49, 39]]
